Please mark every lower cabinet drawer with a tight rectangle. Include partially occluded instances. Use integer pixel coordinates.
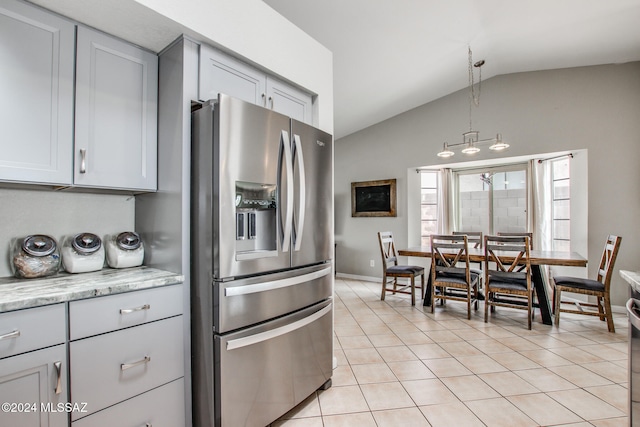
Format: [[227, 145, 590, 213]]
[[72, 378, 185, 427], [0, 304, 66, 359], [70, 315, 183, 419]]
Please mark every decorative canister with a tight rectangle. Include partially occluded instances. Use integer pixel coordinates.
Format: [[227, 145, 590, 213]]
[[105, 231, 144, 269], [61, 233, 105, 273], [12, 234, 61, 279]]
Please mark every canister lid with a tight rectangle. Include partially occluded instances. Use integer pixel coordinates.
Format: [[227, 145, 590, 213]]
[[22, 235, 57, 257], [72, 233, 102, 254], [116, 231, 142, 251]]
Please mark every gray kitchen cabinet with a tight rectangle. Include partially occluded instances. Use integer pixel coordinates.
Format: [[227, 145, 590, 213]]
[[74, 26, 158, 191], [199, 44, 266, 106], [0, 345, 68, 427], [0, 0, 75, 186], [0, 304, 68, 427], [71, 378, 184, 427], [69, 285, 184, 425], [199, 44, 313, 124], [266, 76, 313, 125]]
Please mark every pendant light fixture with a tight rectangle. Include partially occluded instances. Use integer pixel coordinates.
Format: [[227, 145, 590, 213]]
[[437, 47, 510, 158]]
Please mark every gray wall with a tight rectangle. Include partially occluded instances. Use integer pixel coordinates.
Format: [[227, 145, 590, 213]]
[[335, 62, 640, 307], [0, 187, 135, 278]]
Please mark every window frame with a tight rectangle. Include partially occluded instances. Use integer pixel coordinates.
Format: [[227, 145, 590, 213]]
[[453, 163, 529, 236], [419, 171, 438, 245], [551, 157, 571, 251]]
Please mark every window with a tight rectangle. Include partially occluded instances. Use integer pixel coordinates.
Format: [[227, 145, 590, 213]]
[[420, 171, 438, 245], [456, 165, 528, 236], [551, 158, 570, 251]]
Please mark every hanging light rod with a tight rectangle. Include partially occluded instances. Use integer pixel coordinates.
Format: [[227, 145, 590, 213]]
[[437, 133, 509, 158], [437, 47, 511, 158]]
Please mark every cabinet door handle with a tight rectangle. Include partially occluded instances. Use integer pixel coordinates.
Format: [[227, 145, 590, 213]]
[[120, 304, 150, 314], [121, 355, 151, 371], [79, 149, 87, 174], [269, 96, 274, 109], [54, 361, 62, 395], [145, 424, 152, 427], [0, 330, 20, 341], [261, 93, 266, 107]]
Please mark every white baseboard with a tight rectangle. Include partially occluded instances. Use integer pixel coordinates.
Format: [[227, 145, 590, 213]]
[[336, 272, 380, 282]]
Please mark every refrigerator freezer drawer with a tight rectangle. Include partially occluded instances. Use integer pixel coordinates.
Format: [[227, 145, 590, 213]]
[[215, 263, 332, 333], [215, 300, 333, 427]]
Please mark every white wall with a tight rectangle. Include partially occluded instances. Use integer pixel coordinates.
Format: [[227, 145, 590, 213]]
[[335, 62, 640, 307]]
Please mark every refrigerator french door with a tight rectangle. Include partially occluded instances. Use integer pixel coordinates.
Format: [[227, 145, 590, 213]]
[[191, 94, 334, 427]]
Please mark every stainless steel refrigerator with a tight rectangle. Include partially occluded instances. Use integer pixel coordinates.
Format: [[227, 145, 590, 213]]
[[191, 94, 334, 427]]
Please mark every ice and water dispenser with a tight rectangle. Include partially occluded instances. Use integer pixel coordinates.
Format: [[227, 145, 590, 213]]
[[235, 181, 277, 258]]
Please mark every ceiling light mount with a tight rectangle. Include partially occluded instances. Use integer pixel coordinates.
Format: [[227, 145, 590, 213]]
[[437, 47, 510, 158]]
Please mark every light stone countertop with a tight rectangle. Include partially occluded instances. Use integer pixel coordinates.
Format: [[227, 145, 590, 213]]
[[621, 270, 640, 294], [0, 266, 184, 313]]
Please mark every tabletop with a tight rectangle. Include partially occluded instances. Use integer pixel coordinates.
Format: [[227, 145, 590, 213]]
[[398, 246, 587, 267]]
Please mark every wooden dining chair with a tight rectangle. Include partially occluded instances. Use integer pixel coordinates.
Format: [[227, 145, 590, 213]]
[[453, 231, 483, 249], [552, 235, 622, 332], [452, 231, 484, 296], [497, 232, 534, 249], [484, 235, 534, 329], [377, 231, 425, 306], [431, 234, 479, 319]]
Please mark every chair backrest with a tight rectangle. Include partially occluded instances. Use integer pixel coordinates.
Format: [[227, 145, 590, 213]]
[[431, 234, 470, 279], [484, 235, 532, 285], [453, 231, 483, 249], [597, 235, 622, 291], [497, 232, 533, 249], [378, 231, 398, 272]]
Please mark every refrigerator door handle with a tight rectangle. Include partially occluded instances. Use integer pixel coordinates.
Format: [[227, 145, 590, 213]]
[[225, 265, 331, 296], [278, 130, 294, 252], [226, 303, 332, 350], [292, 134, 306, 251]]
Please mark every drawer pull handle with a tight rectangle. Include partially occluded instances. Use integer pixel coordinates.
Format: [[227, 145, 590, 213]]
[[79, 149, 87, 174], [0, 330, 20, 341], [54, 361, 62, 395], [121, 355, 151, 371], [120, 304, 151, 314], [146, 424, 152, 427]]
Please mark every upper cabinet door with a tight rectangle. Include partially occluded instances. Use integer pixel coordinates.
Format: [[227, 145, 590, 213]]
[[74, 26, 158, 191], [199, 45, 266, 105], [266, 77, 313, 125], [0, 0, 74, 185]]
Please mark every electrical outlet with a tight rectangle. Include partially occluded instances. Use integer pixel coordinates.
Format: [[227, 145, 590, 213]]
[[370, 260, 375, 267]]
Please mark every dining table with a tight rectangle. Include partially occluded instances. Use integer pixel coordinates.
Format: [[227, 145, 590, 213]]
[[398, 245, 588, 325]]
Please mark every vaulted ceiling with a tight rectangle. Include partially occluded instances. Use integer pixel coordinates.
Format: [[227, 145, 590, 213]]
[[264, 0, 640, 138]]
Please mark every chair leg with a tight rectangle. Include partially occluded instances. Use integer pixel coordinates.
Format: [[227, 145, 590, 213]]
[[554, 287, 561, 327], [474, 285, 479, 311], [484, 291, 489, 323], [431, 282, 435, 314], [392, 278, 397, 294], [604, 294, 615, 333], [597, 296, 605, 321], [527, 293, 532, 330], [410, 276, 416, 306], [380, 274, 387, 301]]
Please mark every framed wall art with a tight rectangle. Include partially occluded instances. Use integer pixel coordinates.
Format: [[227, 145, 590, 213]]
[[351, 179, 397, 217]]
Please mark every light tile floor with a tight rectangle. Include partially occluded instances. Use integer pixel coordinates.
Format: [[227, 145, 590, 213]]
[[272, 277, 630, 426]]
